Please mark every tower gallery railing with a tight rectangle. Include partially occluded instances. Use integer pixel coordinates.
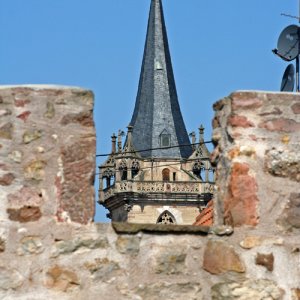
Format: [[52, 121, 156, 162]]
[[100, 180, 214, 202]]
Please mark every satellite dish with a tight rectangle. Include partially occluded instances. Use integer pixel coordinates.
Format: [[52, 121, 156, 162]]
[[277, 25, 300, 61], [280, 64, 295, 92]]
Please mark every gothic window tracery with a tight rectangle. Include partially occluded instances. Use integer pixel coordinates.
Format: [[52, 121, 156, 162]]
[[102, 168, 115, 188], [193, 161, 205, 180], [157, 211, 176, 224]]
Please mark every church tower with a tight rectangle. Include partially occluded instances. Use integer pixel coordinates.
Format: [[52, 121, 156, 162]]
[[99, 0, 215, 224]]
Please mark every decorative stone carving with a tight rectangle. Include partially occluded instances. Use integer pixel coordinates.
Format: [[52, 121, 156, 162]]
[[157, 211, 176, 224]]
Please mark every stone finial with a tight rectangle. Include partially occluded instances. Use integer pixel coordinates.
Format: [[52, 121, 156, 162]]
[[118, 130, 125, 153], [127, 125, 133, 143], [189, 132, 196, 150], [125, 125, 135, 154], [199, 125, 205, 143], [111, 133, 117, 154]]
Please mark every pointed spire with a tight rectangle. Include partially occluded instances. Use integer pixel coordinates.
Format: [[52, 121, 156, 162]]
[[129, 0, 192, 159]]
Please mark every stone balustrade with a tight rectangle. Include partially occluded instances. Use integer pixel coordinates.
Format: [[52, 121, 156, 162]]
[[100, 180, 214, 202]]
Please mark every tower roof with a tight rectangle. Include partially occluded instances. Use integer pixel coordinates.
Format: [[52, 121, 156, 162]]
[[129, 0, 192, 159]]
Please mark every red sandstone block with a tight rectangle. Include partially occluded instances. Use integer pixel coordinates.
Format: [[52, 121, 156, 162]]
[[17, 111, 31, 122], [292, 102, 300, 114], [14, 99, 30, 107], [259, 118, 300, 133], [231, 93, 263, 110], [224, 163, 259, 227], [228, 115, 255, 128]]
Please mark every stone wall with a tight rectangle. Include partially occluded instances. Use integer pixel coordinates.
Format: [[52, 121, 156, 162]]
[[212, 91, 300, 229], [0, 85, 96, 225], [1, 87, 300, 299]]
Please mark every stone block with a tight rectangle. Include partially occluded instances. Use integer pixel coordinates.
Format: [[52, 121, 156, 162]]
[[211, 279, 284, 300], [203, 240, 245, 274], [224, 163, 259, 226], [255, 252, 274, 271], [0, 267, 24, 290], [45, 265, 79, 292]]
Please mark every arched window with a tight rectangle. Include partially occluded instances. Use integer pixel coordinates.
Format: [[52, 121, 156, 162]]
[[102, 169, 115, 189], [119, 160, 128, 181], [132, 160, 140, 178], [193, 162, 205, 180], [162, 168, 170, 181], [157, 211, 176, 224]]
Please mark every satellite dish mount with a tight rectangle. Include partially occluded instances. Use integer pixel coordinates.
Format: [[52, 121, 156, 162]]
[[273, 1, 300, 92]]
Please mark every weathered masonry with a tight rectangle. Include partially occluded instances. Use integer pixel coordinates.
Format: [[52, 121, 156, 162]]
[[98, 0, 214, 224], [0, 86, 299, 299]]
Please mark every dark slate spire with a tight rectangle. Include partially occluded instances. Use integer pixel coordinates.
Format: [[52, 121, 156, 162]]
[[129, 0, 192, 159]]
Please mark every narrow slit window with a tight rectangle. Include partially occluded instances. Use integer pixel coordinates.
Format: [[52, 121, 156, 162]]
[[173, 172, 176, 181]]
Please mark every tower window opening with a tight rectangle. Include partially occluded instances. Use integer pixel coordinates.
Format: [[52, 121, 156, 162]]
[[119, 161, 128, 181], [121, 169, 127, 181], [132, 160, 140, 178], [193, 162, 204, 180], [105, 177, 111, 188], [173, 172, 176, 181], [162, 168, 170, 181], [103, 176, 115, 189], [102, 169, 115, 189]]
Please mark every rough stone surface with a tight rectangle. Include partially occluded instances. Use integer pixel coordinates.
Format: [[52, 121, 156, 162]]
[[228, 115, 255, 128], [203, 240, 245, 274], [0, 89, 299, 300], [155, 246, 187, 275], [278, 193, 300, 230], [133, 282, 202, 300], [240, 236, 284, 249], [265, 148, 300, 182], [0, 267, 24, 290], [212, 91, 300, 229], [116, 235, 141, 256], [224, 162, 259, 226], [255, 252, 274, 271], [0, 173, 15, 186], [17, 236, 44, 255], [0, 85, 95, 224], [7, 206, 42, 222], [211, 279, 284, 300], [45, 265, 79, 292], [112, 222, 210, 234], [292, 289, 300, 300], [0, 122, 13, 139], [292, 102, 300, 114], [0, 238, 5, 252]]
